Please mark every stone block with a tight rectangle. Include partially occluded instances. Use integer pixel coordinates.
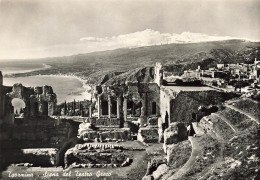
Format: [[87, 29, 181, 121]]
[[64, 146, 128, 168], [138, 128, 158, 143], [152, 164, 169, 180], [20, 148, 58, 167], [163, 122, 187, 152]]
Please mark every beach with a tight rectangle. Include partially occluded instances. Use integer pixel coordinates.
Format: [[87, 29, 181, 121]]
[[3, 74, 91, 104], [0, 63, 51, 76]]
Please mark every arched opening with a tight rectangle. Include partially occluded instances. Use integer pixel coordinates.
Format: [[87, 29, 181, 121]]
[[192, 113, 197, 121], [127, 100, 134, 116], [34, 102, 39, 116], [11, 98, 26, 117], [42, 101, 48, 115], [101, 100, 108, 115], [188, 123, 196, 136], [164, 111, 169, 129], [135, 101, 142, 116], [152, 102, 156, 115], [111, 99, 117, 116]]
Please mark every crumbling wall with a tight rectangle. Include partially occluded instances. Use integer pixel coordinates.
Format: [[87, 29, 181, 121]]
[[170, 91, 237, 124], [0, 117, 80, 149], [163, 123, 188, 153], [3, 84, 58, 118], [0, 117, 80, 169], [64, 143, 129, 168], [145, 83, 160, 116], [3, 148, 58, 167], [154, 62, 163, 86], [79, 128, 131, 142], [90, 117, 121, 128], [137, 128, 158, 143]]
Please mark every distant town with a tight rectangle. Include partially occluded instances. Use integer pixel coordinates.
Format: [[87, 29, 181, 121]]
[[180, 58, 260, 96]]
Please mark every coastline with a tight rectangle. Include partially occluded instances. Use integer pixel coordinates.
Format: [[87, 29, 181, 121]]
[[38, 73, 91, 89], [3, 73, 92, 104], [31, 74, 92, 102], [35, 74, 92, 98], [2, 63, 51, 76]]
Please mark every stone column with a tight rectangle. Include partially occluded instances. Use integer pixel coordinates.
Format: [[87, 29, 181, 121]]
[[132, 103, 135, 115], [97, 96, 101, 119], [140, 93, 147, 127], [123, 97, 127, 122], [117, 97, 122, 119], [89, 105, 92, 118], [108, 95, 111, 118], [141, 93, 147, 116]]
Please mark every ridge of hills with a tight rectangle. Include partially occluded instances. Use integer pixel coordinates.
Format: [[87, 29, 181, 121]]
[[2, 39, 260, 85]]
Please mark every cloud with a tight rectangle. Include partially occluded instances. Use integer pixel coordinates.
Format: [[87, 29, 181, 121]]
[[1, 29, 257, 59], [79, 29, 254, 49]]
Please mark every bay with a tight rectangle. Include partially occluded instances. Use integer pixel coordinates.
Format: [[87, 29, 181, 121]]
[[3, 75, 91, 104]]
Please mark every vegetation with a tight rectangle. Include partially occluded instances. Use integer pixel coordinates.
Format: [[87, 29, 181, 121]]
[[184, 135, 221, 179], [210, 115, 236, 140], [167, 140, 192, 168], [219, 107, 258, 133], [2, 40, 260, 85], [232, 98, 260, 120]]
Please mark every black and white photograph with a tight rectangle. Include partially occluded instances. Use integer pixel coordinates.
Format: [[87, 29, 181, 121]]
[[0, 0, 259, 179]]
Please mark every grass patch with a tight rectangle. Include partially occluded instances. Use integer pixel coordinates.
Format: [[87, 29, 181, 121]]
[[167, 140, 192, 168], [184, 135, 220, 178]]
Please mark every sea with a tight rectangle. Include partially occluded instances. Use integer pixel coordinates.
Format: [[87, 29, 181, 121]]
[[1, 63, 91, 104]]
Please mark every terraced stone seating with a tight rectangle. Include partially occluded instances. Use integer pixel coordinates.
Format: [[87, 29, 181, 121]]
[[180, 100, 260, 179], [232, 99, 260, 120], [201, 128, 260, 179], [183, 135, 221, 179], [218, 107, 258, 133], [209, 114, 236, 140]]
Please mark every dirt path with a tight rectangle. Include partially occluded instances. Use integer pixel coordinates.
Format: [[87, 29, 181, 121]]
[[225, 105, 260, 125], [169, 136, 202, 180], [197, 132, 225, 180]]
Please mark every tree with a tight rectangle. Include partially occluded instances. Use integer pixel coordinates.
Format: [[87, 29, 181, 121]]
[[20, 107, 24, 114], [234, 81, 249, 91], [64, 101, 67, 115], [73, 99, 76, 115]]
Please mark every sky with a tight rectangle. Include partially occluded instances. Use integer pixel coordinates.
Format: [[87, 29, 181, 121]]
[[0, 0, 259, 59]]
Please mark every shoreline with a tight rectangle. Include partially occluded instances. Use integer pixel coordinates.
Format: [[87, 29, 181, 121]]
[[4, 74, 92, 103], [36, 74, 92, 102], [34, 74, 91, 90], [2, 63, 51, 76]]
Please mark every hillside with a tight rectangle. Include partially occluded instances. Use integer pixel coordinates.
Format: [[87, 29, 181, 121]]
[[159, 97, 260, 180], [2, 40, 260, 85]]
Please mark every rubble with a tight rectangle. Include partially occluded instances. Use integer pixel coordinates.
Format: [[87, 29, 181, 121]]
[[64, 143, 128, 168], [152, 164, 169, 180], [163, 123, 187, 153]]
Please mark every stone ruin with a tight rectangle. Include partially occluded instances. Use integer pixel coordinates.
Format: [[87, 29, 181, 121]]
[[0, 61, 239, 173], [64, 143, 131, 168], [77, 122, 131, 142], [0, 79, 57, 123]]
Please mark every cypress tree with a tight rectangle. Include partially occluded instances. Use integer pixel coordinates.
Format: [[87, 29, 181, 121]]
[[64, 101, 67, 115], [73, 99, 76, 115]]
